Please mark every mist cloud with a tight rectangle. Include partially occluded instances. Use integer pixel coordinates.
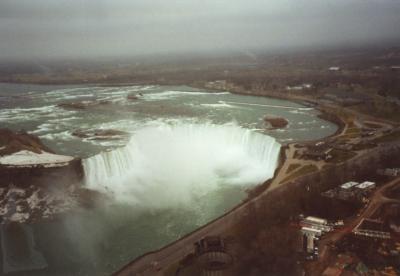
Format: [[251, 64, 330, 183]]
[[1, 0, 400, 60]]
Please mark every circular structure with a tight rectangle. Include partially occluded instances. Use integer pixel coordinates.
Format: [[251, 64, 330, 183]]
[[197, 251, 233, 271], [195, 236, 233, 272]]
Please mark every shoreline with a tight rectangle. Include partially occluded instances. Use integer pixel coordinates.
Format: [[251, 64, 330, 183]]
[[112, 86, 346, 275], [2, 81, 347, 274], [114, 130, 400, 275]]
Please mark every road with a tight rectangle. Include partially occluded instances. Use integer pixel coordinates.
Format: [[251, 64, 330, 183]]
[[318, 177, 400, 261], [114, 101, 398, 276]]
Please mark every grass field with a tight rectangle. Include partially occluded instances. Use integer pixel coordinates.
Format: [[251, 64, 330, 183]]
[[281, 164, 318, 183], [374, 130, 400, 143]]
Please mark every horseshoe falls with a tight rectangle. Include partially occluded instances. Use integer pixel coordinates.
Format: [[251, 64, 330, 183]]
[[83, 123, 281, 209]]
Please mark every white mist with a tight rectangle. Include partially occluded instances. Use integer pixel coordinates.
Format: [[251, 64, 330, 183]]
[[83, 123, 280, 209]]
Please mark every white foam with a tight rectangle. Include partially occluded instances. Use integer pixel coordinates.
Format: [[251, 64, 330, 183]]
[[47, 116, 79, 123], [200, 101, 238, 108], [289, 109, 306, 114], [83, 123, 280, 209], [45, 87, 93, 95], [143, 91, 229, 101], [0, 105, 76, 123], [40, 131, 74, 141], [62, 94, 94, 100], [224, 101, 302, 110]]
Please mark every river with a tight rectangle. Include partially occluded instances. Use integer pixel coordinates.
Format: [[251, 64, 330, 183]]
[[0, 83, 337, 275]]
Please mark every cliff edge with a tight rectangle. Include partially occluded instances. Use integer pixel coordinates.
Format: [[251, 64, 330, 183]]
[[0, 128, 85, 223]]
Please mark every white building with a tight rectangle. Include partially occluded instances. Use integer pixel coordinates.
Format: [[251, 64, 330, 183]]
[[356, 181, 375, 190], [301, 227, 322, 254], [340, 181, 359, 190], [301, 226, 322, 236], [301, 216, 332, 233], [303, 216, 327, 225]]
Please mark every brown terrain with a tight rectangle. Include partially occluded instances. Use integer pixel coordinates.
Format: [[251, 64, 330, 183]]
[[0, 129, 103, 224], [264, 116, 289, 129], [113, 88, 400, 275], [1, 47, 400, 275], [0, 128, 54, 156]]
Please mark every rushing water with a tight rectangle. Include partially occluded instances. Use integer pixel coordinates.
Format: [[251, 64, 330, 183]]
[[83, 123, 280, 208], [0, 83, 337, 275]]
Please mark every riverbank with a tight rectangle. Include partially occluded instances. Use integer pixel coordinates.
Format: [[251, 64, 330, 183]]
[[1, 81, 388, 274], [114, 81, 400, 275], [115, 133, 400, 276], [0, 129, 102, 224], [113, 89, 349, 275]]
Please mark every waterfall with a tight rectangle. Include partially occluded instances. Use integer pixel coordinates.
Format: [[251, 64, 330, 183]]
[[83, 123, 281, 208]]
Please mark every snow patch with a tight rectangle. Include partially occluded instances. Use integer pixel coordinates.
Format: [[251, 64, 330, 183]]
[[0, 150, 74, 167]]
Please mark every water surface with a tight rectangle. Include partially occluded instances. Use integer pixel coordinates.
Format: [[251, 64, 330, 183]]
[[0, 83, 337, 275]]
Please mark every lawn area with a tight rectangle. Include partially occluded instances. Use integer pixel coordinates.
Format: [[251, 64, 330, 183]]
[[281, 164, 318, 183], [373, 130, 400, 144], [327, 149, 357, 163], [344, 127, 360, 135], [364, 122, 382, 129], [340, 127, 361, 139], [286, 163, 301, 174], [339, 133, 361, 139]]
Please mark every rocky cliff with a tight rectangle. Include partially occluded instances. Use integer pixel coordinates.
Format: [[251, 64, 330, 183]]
[[0, 128, 84, 223]]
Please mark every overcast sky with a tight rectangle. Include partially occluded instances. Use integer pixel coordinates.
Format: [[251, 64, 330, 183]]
[[1, 0, 400, 61]]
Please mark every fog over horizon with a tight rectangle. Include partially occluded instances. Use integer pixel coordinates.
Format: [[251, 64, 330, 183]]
[[1, 0, 400, 61]]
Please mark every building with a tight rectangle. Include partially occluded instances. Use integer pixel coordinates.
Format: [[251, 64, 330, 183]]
[[337, 189, 356, 201], [301, 216, 332, 232], [340, 181, 359, 190], [195, 236, 226, 255], [336, 181, 359, 200], [377, 168, 400, 177], [353, 219, 391, 239], [323, 180, 376, 202], [322, 180, 376, 202], [301, 227, 322, 254], [356, 181, 375, 191], [303, 216, 328, 225], [194, 236, 233, 275]]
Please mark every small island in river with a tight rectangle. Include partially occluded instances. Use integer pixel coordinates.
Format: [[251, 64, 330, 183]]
[[264, 116, 289, 129]]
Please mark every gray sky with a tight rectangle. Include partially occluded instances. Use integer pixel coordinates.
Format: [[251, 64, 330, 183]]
[[1, 0, 400, 60]]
